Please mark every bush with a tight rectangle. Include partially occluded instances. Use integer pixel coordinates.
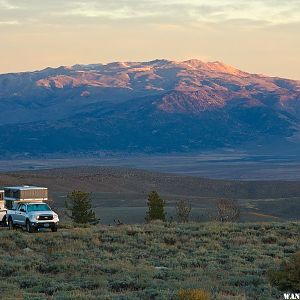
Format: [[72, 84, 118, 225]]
[[216, 199, 240, 222], [109, 277, 141, 292], [268, 251, 300, 292], [177, 288, 211, 300], [176, 200, 192, 223]]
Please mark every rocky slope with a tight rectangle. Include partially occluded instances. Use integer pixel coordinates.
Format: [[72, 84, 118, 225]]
[[0, 59, 300, 155]]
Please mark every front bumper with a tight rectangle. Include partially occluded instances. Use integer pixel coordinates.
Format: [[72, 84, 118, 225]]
[[30, 221, 58, 229]]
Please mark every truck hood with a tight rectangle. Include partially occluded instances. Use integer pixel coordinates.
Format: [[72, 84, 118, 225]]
[[28, 211, 56, 216]]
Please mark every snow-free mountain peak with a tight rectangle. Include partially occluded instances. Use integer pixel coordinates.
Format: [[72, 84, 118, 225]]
[[0, 59, 300, 156]]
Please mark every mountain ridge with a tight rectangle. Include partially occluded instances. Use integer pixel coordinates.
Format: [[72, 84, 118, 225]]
[[0, 59, 300, 156]]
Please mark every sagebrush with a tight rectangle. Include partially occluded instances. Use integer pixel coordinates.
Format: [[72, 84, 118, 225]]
[[0, 222, 298, 299]]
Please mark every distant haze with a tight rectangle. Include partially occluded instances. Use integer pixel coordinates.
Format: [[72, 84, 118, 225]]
[[1, 0, 300, 79]]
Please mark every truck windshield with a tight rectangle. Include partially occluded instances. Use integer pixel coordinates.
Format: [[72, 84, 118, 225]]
[[27, 204, 51, 212]]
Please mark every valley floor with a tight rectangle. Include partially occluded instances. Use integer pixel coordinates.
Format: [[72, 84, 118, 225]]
[[2, 153, 300, 180], [0, 222, 299, 299]]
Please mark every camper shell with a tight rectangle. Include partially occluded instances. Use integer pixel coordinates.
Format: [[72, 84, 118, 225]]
[[4, 186, 48, 209]]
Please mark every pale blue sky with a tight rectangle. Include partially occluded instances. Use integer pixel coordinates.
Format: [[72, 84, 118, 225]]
[[1, 0, 300, 79]]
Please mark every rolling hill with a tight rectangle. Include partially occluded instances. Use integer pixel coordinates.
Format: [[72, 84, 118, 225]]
[[1, 59, 300, 156], [1, 167, 300, 222]]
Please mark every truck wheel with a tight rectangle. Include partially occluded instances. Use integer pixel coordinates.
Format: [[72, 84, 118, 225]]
[[26, 220, 35, 233], [51, 226, 58, 232], [1, 215, 6, 227], [8, 217, 14, 230]]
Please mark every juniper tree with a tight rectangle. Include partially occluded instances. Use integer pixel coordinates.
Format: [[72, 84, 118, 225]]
[[146, 191, 166, 222], [65, 190, 99, 224]]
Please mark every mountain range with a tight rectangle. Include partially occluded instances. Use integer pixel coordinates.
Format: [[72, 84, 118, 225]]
[[1, 59, 300, 156]]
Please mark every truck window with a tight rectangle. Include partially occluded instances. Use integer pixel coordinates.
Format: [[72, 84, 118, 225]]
[[19, 204, 26, 212], [27, 204, 51, 212], [5, 200, 13, 210]]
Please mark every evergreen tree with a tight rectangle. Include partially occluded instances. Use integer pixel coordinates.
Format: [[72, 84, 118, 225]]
[[146, 191, 166, 221], [65, 190, 99, 224]]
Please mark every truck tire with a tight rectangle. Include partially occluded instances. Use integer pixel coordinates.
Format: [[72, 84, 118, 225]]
[[1, 215, 6, 227], [0, 216, 7, 227], [26, 219, 35, 233], [8, 217, 14, 230]]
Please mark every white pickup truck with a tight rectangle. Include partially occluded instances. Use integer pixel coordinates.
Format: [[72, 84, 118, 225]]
[[6, 202, 59, 233]]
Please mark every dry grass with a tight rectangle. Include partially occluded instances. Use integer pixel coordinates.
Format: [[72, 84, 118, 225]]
[[0, 222, 299, 299], [178, 288, 211, 300]]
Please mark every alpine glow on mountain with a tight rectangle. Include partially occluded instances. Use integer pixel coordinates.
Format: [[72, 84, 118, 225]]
[[0, 59, 300, 156]]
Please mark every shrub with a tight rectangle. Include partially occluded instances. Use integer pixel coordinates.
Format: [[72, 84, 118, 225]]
[[109, 277, 140, 292], [138, 287, 161, 299], [146, 191, 166, 222], [262, 235, 277, 244], [268, 251, 300, 292], [177, 288, 211, 300], [163, 234, 177, 245], [0, 222, 299, 299], [65, 190, 99, 224], [176, 200, 192, 223], [216, 199, 240, 222]]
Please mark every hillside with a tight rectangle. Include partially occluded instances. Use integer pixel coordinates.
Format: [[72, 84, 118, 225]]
[[1, 59, 300, 156], [0, 222, 298, 299], [2, 166, 300, 199], [1, 167, 300, 222]]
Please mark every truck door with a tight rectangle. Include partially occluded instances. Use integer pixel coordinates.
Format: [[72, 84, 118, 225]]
[[14, 204, 26, 225], [18, 204, 27, 225], [13, 204, 23, 224]]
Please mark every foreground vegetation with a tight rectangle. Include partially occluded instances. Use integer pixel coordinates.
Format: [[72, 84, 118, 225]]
[[0, 222, 299, 299]]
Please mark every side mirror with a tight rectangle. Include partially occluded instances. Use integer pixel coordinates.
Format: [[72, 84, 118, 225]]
[[20, 208, 25, 212]]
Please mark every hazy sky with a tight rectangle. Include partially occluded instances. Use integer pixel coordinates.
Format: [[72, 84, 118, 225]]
[[1, 0, 300, 79]]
